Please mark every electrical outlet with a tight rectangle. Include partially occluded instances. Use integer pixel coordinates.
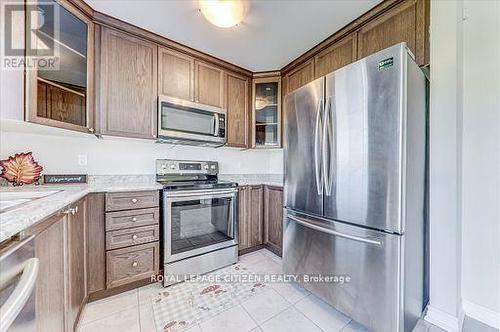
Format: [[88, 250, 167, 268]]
[[78, 154, 88, 166]]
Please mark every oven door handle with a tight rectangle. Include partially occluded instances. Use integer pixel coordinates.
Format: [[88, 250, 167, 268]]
[[164, 188, 237, 198]]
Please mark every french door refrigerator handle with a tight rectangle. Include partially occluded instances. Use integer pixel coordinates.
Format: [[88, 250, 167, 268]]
[[314, 98, 324, 195], [322, 96, 334, 196], [288, 214, 382, 246]]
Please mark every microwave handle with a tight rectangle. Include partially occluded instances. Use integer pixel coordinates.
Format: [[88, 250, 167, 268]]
[[214, 113, 220, 137]]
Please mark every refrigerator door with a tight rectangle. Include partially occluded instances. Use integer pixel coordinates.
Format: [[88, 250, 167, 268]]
[[284, 77, 324, 216], [323, 45, 406, 234], [283, 210, 402, 332]]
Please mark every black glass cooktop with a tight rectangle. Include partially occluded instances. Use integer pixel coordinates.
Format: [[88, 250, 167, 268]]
[[158, 179, 237, 191]]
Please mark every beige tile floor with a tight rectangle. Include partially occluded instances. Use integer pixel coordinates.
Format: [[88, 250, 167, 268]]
[[78, 249, 447, 332]]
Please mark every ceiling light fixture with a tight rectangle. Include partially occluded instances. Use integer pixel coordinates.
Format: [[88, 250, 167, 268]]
[[199, 0, 247, 28]]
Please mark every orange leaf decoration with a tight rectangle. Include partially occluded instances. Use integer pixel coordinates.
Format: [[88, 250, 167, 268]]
[[0, 152, 43, 186]]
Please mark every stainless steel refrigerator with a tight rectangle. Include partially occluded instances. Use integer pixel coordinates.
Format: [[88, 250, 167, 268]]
[[283, 43, 427, 332]]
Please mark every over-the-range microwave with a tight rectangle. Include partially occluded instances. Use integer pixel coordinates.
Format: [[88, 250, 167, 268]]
[[157, 95, 226, 147]]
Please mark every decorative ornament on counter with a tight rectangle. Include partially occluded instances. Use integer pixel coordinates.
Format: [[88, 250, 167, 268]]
[[0, 152, 43, 186]]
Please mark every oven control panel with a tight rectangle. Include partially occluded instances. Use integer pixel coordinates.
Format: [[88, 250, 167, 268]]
[[156, 159, 218, 175]]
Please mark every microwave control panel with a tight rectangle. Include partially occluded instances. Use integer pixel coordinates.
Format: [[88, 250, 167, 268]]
[[218, 115, 226, 138]]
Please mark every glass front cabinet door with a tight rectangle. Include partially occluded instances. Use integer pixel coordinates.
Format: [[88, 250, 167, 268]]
[[26, 0, 94, 133], [252, 75, 281, 148]]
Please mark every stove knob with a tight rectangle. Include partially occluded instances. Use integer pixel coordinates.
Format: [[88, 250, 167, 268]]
[[170, 165, 176, 170], [210, 165, 216, 170], [203, 165, 209, 170]]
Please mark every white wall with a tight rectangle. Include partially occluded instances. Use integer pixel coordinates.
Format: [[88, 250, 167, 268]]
[[426, 1, 464, 330], [0, 121, 284, 175], [427, 0, 500, 330], [461, 0, 500, 327]]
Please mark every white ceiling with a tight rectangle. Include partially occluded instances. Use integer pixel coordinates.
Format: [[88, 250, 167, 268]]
[[85, 0, 381, 72]]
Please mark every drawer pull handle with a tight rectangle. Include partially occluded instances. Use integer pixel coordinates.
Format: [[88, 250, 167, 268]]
[[132, 235, 138, 240], [132, 261, 138, 267], [132, 217, 138, 222], [131, 198, 138, 203]]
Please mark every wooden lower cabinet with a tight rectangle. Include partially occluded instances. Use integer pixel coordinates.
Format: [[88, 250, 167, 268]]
[[86, 193, 106, 294], [238, 185, 283, 255], [238, 185, 264, 251], [34, 198, 88, 332], [102, 191, 160, 291], [35, 215, 66, 332], [106, 242, 160, 288], [66, 198, 88, 331], [264, 186, 283, 256]]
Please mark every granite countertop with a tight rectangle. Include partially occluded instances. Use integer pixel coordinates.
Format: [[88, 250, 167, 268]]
[[0, 175, 163, 243], [219, 174, 283, 187], [0, 174, 282, 243]]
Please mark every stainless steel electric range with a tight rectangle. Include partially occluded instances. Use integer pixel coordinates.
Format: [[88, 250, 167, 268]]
[[156, 159, 238, 286]]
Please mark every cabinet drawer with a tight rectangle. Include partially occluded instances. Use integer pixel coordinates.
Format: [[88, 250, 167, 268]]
[[106, 242, 159, 288], [105, 191, 159, 211], [106, 225, 159, 250], [105, 208, 159, 231]]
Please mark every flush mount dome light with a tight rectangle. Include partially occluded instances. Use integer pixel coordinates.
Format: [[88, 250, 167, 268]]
[[199, 0, 247, 28]]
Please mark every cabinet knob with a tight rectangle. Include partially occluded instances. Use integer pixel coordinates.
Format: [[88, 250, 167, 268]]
[[132, 217, 138, 222], [132, 261, 138, 267], [131, 198, 138, 204], [74, 206, 78, 214], [132, 234, 138, 240]]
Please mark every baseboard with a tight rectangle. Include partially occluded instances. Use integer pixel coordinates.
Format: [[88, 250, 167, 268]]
[[463, 300, 500, 329], [425, 305, 461, 332]]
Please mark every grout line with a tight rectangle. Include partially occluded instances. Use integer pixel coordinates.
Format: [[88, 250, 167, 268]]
[[337, 318, 354, 332], [79, 291, 140, 325], [294, 306, 328, 332], [256, 300, 294, 328], [137, 291, 143, 332], [294, 295, 353, 332], [240, 303, 261, 331]]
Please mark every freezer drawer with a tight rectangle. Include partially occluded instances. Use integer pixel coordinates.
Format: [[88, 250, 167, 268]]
[[283, 211, 403, 332]]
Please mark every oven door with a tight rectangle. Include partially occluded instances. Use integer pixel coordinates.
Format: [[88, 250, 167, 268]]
[[163, 188, 238, 263], [158, 95, 226, 144]]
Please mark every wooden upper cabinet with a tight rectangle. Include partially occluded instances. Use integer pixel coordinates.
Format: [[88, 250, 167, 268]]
[[99, 27, 158, 139], [27, 0, 95, 134], [195, 61, 225, 108], [284, 59, 315, 95], [158, 47, 194, 101], [226, 73, 249, 148], [357, 0, 428, 66], [314, 33, 357, 78]]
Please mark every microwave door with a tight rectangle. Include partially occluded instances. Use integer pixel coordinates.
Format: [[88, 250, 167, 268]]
[[158, 96, 226, 145]]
